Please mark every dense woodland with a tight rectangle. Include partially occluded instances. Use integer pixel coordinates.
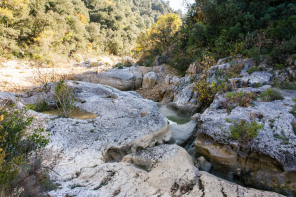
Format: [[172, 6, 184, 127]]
[[0, 0, 171, 63], [1, 0, 296, 70], [136, 0, 296, 72]]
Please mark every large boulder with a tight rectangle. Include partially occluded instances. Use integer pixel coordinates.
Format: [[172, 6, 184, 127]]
[[96, 67, 143, 91], [47, 144, 282, 197], [241, 71, 273, 86], [142, 71, 158, 89], [194, 87, 296, 195]]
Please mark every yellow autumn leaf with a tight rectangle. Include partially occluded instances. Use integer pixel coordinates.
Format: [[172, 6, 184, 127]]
[[0, 114, 4, 122]]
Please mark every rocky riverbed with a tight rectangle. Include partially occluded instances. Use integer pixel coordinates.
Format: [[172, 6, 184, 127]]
[[0, 57, 295, 196]]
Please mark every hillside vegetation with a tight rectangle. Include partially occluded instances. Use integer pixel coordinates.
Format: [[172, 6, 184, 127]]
[[0, 0, 170, 64], [136, 0, 296, 72]]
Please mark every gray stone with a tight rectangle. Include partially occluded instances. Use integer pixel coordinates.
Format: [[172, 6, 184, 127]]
[[165, 75, 171, 85], [217, 57, 232, 65], [142, 71, 158, 89], [196, 156, 212, 172], [153, 55, 162, 66], [47, 144, 282, 197], [169, 120, 197, 145], [171, 76, 180, 84], [96, 67, 143, 90], [241, 71, 273, 86], [0, 86, 284, 197], [20, 81, 170, 182], [195, 88, 296, 192]]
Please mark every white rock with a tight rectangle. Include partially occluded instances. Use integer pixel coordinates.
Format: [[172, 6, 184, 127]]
[[142, 71, 158, 89]]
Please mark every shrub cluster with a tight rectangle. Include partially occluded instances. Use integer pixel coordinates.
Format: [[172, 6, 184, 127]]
[[260, 88, 284, 102], [226, 118, 264, 145], [225, 90, 256, 107], [53, 81, 76, 118], [0, 105, 50, 196]]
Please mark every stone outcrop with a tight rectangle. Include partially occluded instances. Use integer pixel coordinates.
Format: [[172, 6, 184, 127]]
[[47, 145, 282, 197], [96, 67, 143, 90], [142, 71, 158, 89], [194, 86, 296, 195], [0, 80, 285, 196]]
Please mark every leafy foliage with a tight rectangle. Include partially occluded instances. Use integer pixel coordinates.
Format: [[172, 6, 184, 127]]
[[226, 90, 256, 107], [0, 105, 50, 195], [161, 0, 296, 71], [53, 80, 76, 118], [289, 98, 296, 118], [226, 118, 263, 144], [134, 12, 182, 66], [191, 55, 217, 105], [0, 0, 171, 60], [260, 88, 284, 102]]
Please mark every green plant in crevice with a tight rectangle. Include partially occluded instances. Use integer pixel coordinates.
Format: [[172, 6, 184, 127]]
[[53, 80, 76, 118], [274, 80, 296, 90], [260, 88, 284, 102], [247, 66, 260, 74], [226, 118, 264, 144], [290, 99, 296, 118], [225, 90, 256, 107]]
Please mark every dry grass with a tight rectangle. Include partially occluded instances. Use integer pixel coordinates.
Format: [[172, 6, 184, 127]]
[[33, 67, 75, 85], [0, 81, 30, 93]]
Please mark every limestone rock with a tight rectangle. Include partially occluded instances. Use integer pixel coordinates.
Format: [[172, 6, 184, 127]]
[[142, 71, 158, 89], [171, 76, 180, 84], [20, 81, 169, 182], [169, 120, 197, 145], [96, 67, 143, 90], [165, 75, 171, 85], [47, 144, 282, 197], [241, 71, 273, 86], [195, 88, 296, 193], [196, 157, 212, 172]]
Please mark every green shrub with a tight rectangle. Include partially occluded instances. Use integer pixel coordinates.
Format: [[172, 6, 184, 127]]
[[53, 80, 76, 118], [0, 106, 50, 195], [290, 99, 296, 118], [274, 81, 296, 90], [226, 118, 264, 143], [31, 98, 51, 112], [225, 90, 256, 107], [260, 88, 284, 102], [274, 64, 286, 70], [247, 66, 260, 74]]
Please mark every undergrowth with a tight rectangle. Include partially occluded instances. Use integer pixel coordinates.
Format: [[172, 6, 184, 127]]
[[260, 88, 284, 102], [226, 118, 264, 144], [0, 105, 53, 196]]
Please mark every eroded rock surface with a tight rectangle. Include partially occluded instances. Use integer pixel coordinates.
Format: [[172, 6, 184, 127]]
[[0, 80, 285, 196], [96, 67, 143, 90], [142, 71, 158, 89], [47, 145, 283, 197], [194, 87, 296, 194]]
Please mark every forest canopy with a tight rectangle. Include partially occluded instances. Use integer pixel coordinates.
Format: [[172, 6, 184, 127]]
[[0, 0, 171, 63], [136, 0, 296, 72]]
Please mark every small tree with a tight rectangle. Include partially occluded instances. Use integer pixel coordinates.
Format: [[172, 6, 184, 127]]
[[0, 105, 50, 195], [53, 80, 76, 118], [134, 12, 182, 58]]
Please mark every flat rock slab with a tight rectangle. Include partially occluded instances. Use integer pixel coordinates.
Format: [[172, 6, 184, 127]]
[[96, 67, 142, 90], [20, 81, 169, 182], [195, 88, 296, 194]]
